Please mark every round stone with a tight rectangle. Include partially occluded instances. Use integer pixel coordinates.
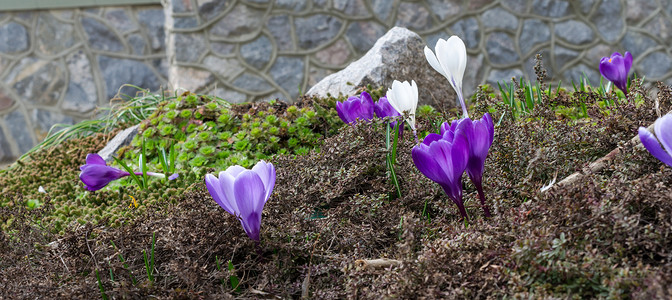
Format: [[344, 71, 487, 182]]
[[0, 22, 29, 53]]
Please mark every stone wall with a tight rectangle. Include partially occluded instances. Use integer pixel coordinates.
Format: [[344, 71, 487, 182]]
[[0, 5, 166, 163], [1, 0, 672, 163]]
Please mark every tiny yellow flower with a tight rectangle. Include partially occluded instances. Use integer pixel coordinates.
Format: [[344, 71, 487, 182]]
[[129, 195, 139, 208]]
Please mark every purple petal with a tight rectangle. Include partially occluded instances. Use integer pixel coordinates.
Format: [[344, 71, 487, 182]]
[[79, 164, 129, 191], [233, 170, 266, 241], [168, 173, 179, 180], [639, 127, 672, 167], [421, 133, 443, 146], [336, 101, 351, 124], [251, 160, 276, 203], [412, 143, 445, 184], [623, 51, 633, 74], [85, 153, 107, 166], [654, 114, 672, 156], [205, 173, 236, 215], [218, 171, 240, 214]]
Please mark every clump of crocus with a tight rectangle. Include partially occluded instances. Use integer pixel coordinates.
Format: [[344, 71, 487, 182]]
[[440, 113, 495, 217], [412, 126, 469, 219], [205, 160, 275, 243], [374, 96, 403, 136], [386, 80, 419, 137], [336, 91, 374, 124], [424, 36, 469, 118], [599, 51, 633, 97], [79, 153, 177, 191], [639, 114, 672, 168]]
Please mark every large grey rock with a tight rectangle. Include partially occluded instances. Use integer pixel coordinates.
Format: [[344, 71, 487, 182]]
[[306, 27, 458, 108], [98, 125, 139, 163]]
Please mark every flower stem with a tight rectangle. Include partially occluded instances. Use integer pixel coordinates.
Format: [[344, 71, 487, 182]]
[[474, 181, 492, 218]]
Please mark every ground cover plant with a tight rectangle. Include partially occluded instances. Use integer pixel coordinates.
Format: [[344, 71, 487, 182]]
[[1, 36, 672, 299]]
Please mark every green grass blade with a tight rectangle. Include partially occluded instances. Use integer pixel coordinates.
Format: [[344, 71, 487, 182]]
[[112, 156, 142, 188]]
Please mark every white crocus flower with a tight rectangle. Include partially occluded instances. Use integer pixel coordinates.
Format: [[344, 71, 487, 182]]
[[424, 36, 469, 118], [386, 80, 418, 134]]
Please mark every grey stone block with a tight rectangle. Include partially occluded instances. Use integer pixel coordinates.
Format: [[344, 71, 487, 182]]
[[267, 15, 294, 51], [482, 7, 518, 30], [174, 33, 207, 63], [137, 9, 165, 51], [346, 21, 387, 53], [211, 4, 265, 40], [486, 32, 519, 65], [555, 20, 594, 44], [395, 2, 432, 31], [270, 56, 305, 100], [593, 0, 624, 42], [5, 110, 34, 154], [639, 51, 672, 79], [620, 31, 657, 58], [520, 19, 550, 54], [232, 73, 274, 93], [82, 17, 124, 52], [450, 17, 479, 49], [241, 35, 273, 70], [306, 27, 458, 108], [487, 68, 524, 85], [35, 13, 77, 56], [98, 56, 161, 100], [30, 109, 74, 135], [532, 0, 570, 18], [6, 57, 66, 106], [295, 14, 343, 50], [0, 22, 29, 53], [98, 125, 139, 163]]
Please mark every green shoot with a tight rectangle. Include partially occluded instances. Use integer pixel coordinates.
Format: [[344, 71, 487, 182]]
[[95, 270, 109, 300], [111, 241, 136, 285], [385, 121, 402, 200], [143, 232, 156, 283], [228, 260, 241, 292], [112, 156, 143, 189]]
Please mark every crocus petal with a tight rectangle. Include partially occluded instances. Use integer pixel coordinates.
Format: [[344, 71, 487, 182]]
[[168, 173, 179, 180], [435, 36, 467, 93], [424, 46, 447, 78], [218, 170, 240, 214], [233, 170, 266, 241], [336, 101, 350, 124], [80, 165, 130, 191], [224, 165, 247, 178], [412, 144, 445, 185], [205, 173, 236, 215], [623, 51, 633, 74], [654, 114, 672, 156], [386, 80, 418, 130], [639, 127, 672, 167], [422, 133, 443, 146], [86, 153, 107, 166], [252, 160, 276, 203]]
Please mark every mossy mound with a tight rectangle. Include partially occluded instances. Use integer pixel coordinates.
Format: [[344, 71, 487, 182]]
[[1, 82, 672, 298]]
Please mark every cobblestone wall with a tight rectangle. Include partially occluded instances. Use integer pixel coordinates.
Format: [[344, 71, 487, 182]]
[[1, 0, 672, 163]]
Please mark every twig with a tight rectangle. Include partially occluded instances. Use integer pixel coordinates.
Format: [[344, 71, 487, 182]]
[[354, 258, 402, 270]]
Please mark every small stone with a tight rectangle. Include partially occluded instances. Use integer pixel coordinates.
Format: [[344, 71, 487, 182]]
[[5, 110, 35, 154], [240, 35, 273, 70], [333, 0, 369, 16], [276, 0, 308, 11], [174, 16, 199, 29], [450, 17, 479, 49], [5, 57, 66, 106], [128, 34, 146, 55], [232, 73, 273, 93], [593, 0, 624, 42], [315, 39, 351, 66], [213, 88, 247, 104], [482, 7, 518, 30], [270, 56, 305, 100], [64, 51, 97, 113], [638, 51, 672, 79], [345, 21, 387, 53], [98, 56, 162, 100], [172, 0, 193, 12], [643, 14, 672, 40], [174, 33, 207, 63], [82, 17, 124, 52], [369, 0, 397, 22], [170, 66, 213, 91], [395, 2, 432, 31], [519, 19, 550, 54], [295, 14, 343, 50], [625, 0, 657, 22], [210, 42, 236, 56], [553, 45, 579, 69], [98, 125, 139, 163], [202, 55, 244, 80], [532, 0, 570, 18], [485, 32, 519, 65], [267, 15, 294, 51], [30, 109, 74, 138], [427, 0, 461, 21], [565, 64, 601, 86], [211, 4, 266, 40], [486, 68, 524, 85], [105, 9, 136, 33], [0, 22, 29, 53], [555, 20, 594, 44], [620, 31, 657, 58], [500, 0, 527, 12], [198, 0, 232, 21], [35, 13, 77, 56], [0, 87, 15, 111], [137, 8, 165, 51]]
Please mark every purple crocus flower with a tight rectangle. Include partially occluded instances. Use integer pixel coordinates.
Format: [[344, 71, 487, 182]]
[[80, 153, 131, 191], [441, 114, 495, 217], [599, 51, 633, 97], [374, 96, 404, 136], [205, 160, 275, 242], [639, 114, 672, 168], [336, 91, 375, 124], [412, 128, 470, 219]]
